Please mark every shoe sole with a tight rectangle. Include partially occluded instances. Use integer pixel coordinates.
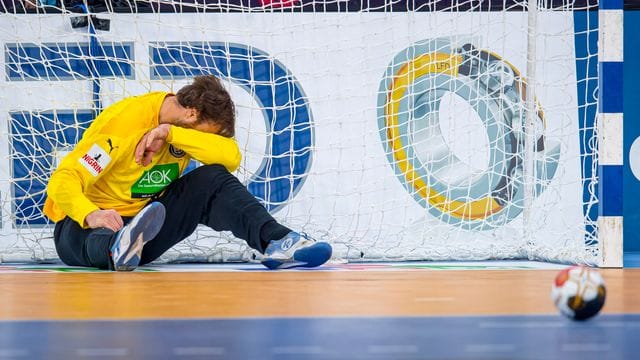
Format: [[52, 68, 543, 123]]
[[113, 203, 166, 271], [262, 242, 332, 270]]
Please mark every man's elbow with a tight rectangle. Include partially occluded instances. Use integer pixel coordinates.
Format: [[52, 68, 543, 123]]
[[45, 172, 62, 199], [227, 149, 242, 172]]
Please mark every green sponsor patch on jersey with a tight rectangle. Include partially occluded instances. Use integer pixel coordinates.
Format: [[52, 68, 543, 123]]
[[131, 163, 179, 198]]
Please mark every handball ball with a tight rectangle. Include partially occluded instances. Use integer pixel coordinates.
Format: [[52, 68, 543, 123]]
[[551, 266, 606, 320]]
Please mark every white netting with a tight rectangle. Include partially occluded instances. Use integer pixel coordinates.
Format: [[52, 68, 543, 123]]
[[0, 0, 599, 264]]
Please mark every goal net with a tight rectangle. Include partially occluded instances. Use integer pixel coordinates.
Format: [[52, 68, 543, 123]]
[[0, 0, 602, 265]]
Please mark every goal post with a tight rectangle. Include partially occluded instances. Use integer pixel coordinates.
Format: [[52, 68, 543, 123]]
[[0, 0, 619, 266], [597, 0, 624, 267]]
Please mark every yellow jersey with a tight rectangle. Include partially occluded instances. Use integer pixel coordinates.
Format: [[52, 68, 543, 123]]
[[43, 92, 241, 226]]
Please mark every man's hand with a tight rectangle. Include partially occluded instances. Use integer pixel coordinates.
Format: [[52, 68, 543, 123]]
[[135, 124, 171, 166], [85, 209, 124, 232]]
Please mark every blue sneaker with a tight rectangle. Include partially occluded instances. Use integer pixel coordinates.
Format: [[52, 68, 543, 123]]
[[261, 231, 332, 270], [110, 202, 165, 271]]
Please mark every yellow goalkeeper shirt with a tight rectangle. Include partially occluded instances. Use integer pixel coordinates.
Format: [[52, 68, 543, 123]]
[[44, 92, 241, 227]]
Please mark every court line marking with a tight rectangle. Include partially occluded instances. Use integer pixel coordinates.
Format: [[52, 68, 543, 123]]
[[591, 321, 640, 327], [173, 347, 225, 356], [478, 321, 566, 328], [0, 260, 566, 273], [562, 343, 611, 352], [271, 346, 324, 355], [466, 344, 516, 353], [367, 345, 418, 354], [480, 320, 640, 329], [76, 348, 128, 356], [0, 349, 28, 357]]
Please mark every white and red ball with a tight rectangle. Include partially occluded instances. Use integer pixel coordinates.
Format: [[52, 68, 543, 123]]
[[551, 266, 606, 320]]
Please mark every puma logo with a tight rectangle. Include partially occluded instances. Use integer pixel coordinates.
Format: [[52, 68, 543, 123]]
[[107, 138, 119, 154]]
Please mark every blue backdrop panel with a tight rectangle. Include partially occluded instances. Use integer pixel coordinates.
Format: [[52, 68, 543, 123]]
[[5, 42, 134, 80]]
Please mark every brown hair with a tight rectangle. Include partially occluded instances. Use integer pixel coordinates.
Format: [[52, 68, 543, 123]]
[[176, 75, 236, 137]]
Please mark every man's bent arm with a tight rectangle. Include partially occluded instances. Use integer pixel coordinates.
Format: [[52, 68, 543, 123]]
[[47, 169, 100, 226], [46, 131, 144, 226], [167, 126, 242, 172]]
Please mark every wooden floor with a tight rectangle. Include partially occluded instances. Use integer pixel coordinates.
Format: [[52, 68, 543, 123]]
[[1, 269, 638, 320]]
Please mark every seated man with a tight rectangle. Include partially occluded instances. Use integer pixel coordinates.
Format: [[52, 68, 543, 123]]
[[45, 75, 332, 271]]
